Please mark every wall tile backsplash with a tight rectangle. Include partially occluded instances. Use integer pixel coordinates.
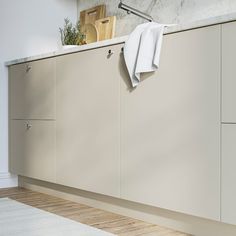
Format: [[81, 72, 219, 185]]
[[77, 0, 236, 36]]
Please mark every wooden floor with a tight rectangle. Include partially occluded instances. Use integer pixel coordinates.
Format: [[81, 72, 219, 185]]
[[0, 187, 191, 236]]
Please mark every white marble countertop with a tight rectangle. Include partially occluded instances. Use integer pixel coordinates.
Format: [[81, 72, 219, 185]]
[[5, 36, 129, 66], [5, 12, 236, 66]]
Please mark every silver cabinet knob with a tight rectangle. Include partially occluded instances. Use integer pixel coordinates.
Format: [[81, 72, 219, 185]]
[[26, 123, 32, 130], [26, 64, 32, 72]]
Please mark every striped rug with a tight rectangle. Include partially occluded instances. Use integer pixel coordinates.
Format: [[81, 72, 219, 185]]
[[0, 198, 115, 236]]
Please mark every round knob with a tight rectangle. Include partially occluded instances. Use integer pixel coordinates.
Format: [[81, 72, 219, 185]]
[[108, 49, 114, 55], [26, 123, 32, 130], [26, 64, 32, 72]]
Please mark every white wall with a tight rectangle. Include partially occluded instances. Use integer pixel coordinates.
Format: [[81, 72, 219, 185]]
[[0, 0, 77, 188]]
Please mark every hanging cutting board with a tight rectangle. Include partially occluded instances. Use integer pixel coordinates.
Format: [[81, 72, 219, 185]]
[[95, 16, 116, 41], [80, 5, 106, 26]]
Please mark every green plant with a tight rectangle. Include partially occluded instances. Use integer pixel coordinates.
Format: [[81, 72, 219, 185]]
[[59, 18, 86, 45]]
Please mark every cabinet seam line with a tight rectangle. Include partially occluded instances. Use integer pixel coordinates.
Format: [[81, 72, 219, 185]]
[[219, 24, 222, 222]]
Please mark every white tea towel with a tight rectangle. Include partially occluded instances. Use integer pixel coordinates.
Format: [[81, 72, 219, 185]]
[[124, 22, 167, 87]]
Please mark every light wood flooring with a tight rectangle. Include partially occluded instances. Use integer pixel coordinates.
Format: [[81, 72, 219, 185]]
[[0, 187, 191, 236]]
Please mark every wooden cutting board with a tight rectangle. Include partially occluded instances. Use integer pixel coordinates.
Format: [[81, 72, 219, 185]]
[[83, 24, 98, 44], [95, 16, 116, 41], [80, 5, 106, 26]]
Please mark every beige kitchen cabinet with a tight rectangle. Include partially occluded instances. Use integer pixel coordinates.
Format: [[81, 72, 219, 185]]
[[222, 22, 236, 123], [8, 22, 224, 222], [120, 26, 221, 220], [9, 58, 56, 120], [56, 45, 122, 197], [221, 124, 236, 225], [9, 120, 56, 182]]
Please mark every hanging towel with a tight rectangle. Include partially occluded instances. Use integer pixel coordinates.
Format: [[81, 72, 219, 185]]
[[124, 22, 167, 87]]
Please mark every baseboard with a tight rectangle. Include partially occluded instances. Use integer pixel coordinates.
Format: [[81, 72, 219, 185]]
[[19, 176, 236, 236], [0, 172, 18, 188]]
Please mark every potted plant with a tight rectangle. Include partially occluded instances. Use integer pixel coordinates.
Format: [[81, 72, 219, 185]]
[[59, 18, 86, 48]]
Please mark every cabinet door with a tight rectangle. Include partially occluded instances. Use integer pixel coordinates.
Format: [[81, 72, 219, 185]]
[[9, 58, 56, 119], [56, 45, 121, 197], [222, 22, 236, 123], [221, 124, 236, 225], [9, 120, 56, 182], [121, 26, 220, 220]]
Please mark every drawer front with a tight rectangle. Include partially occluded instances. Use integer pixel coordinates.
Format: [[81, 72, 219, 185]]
[[9, 58, 56, 119], [222, 124, 236, 225], [9, 120, 56, 182], [222, 22, 236, 123]]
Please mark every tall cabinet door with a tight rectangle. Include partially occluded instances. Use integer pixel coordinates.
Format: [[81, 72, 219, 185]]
[[120, 26, 221, 220], [222, 22, 236, 123], [221, 21, 236, 225], [56, 45, 122, 197]]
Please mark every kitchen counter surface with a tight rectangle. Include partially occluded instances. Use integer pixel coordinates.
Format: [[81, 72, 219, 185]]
[[6, 12, 236, 66]]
